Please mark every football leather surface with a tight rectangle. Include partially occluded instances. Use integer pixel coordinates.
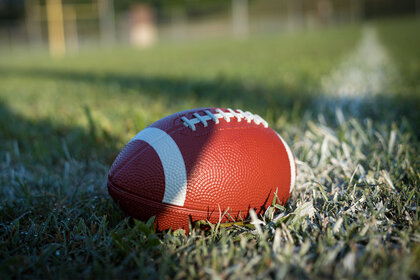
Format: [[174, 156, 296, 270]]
[[107, 107, 296, 231]]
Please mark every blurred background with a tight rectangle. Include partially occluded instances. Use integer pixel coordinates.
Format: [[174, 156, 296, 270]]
[[0, 0, 418, 54]]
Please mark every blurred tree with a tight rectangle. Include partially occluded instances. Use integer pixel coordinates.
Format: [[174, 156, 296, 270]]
[[114, 0, 233, 22], [363, 0, 416, 18], [0, 0, 25, 24]]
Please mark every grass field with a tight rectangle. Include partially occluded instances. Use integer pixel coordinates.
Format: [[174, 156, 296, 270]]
[[0, 17, 419, 279]]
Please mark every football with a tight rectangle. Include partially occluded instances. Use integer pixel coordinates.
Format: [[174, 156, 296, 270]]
[[107, 107, 296, 231]]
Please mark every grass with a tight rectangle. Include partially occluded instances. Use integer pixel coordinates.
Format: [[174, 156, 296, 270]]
[[0, 18, 419, 279], [376, 17, 420, 96]]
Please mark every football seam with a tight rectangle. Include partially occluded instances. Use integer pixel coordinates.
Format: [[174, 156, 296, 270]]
[[181, 108, 268, 131], [179, 121, 270, 137]]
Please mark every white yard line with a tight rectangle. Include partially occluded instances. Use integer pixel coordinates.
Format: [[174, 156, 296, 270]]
[[319, 26, 396, 114], [283, 26, 398, 216]]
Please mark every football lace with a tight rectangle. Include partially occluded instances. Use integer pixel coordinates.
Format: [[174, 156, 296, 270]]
[[181, 108, 268, 131]]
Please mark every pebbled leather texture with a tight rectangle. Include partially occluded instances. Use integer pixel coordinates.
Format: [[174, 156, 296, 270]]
[[108, 108, 295, 232]]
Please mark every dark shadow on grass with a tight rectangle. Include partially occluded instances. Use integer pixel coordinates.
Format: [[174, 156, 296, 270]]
[[1, 65, 418, 154], [0, 101, 121, 166], [1, 66, 418, 131], [0, 66, 314, 121], [0, 100, 126, 229]]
